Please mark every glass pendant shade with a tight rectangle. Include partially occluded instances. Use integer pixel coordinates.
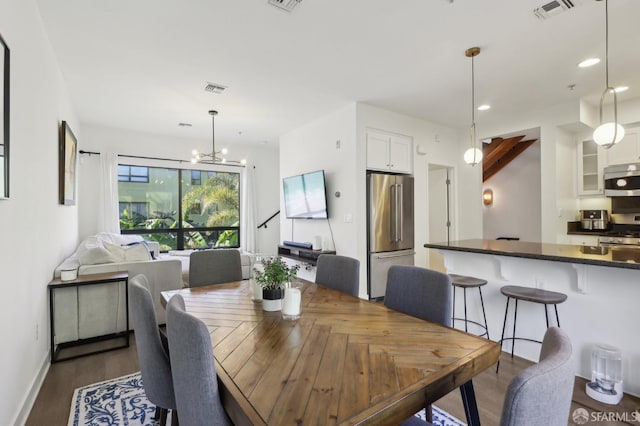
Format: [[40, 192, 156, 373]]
[[593, 122, 625, 146], [464, 147, 483, 165]]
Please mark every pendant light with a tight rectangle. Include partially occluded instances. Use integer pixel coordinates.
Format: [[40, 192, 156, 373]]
[[191, 110, 246, 165], [464, 47, 483, 166], [593, 0, 625, 148]]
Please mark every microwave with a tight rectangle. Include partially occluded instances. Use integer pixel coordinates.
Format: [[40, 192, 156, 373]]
[[604, 163, 640, 196]]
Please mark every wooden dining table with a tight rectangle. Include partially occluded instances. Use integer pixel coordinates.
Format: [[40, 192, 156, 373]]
[[161, 279, 500, 425]]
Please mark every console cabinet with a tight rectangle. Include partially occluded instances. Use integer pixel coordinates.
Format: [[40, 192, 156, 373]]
[[277, 244, 336, 266], [48, 271, 129, 362], [366, 130, 413, 174]]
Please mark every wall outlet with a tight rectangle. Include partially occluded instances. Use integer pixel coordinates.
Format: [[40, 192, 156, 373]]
[[535, 278, 546, 290], [344, 213, 353, 223]]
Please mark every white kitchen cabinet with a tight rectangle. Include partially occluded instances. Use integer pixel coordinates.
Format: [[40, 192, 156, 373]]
[[604, 129, 639, 166], [576, 139, 604, 196], [366, 130, 413, 174]]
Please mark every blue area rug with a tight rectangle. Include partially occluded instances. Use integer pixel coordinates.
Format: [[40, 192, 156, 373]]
[[68, 372, 465, 425]]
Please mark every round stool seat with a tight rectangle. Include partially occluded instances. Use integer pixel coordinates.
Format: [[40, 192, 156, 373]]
[[449, 274, 487, 288], [500, 285, 567, 305], [449, 274, 490, 339]]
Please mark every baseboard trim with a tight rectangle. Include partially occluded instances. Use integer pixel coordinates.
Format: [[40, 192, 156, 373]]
[[12, 351, 50, 426]]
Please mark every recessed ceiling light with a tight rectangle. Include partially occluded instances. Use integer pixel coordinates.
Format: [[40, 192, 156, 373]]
[[614, 86, 629, 93], [477, 104, 491, 111], [578, 58, 600, 68]]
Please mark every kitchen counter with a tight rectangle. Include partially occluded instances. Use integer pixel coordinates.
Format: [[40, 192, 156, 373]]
[[424, 239, 640, 397], [424, 239, 640, 270]]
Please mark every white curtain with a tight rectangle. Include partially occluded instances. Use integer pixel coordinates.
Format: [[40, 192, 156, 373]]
[[240, 164, 257, 254], [99, 151, 120, 234]]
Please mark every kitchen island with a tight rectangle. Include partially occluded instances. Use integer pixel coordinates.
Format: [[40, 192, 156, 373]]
[[425, 239, 640, 397]]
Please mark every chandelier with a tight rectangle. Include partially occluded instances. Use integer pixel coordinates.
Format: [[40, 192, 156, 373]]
[[464, 47, 483, 166], [191, 110, 246, 165], [593, 0, 624, 148]]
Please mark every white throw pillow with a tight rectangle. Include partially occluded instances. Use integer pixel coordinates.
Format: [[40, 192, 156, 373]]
[[103, 241, 151, 262], [77, 246, 118, 265]]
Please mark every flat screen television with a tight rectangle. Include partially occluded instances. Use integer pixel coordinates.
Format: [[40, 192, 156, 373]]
[[283, 170, 329, 219]]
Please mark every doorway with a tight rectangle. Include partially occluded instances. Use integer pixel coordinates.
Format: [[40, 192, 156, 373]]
[[427, 164, 455, 272]]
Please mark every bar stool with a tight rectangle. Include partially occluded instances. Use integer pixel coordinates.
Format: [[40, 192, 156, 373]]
[[497, 285, 567, 370], [449, 274, 490, 339]]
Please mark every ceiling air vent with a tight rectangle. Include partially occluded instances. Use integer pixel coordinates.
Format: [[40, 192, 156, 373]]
[[534, 0, 582, 20], [268, 0, 302, 12], [203, 82, 227, 94]]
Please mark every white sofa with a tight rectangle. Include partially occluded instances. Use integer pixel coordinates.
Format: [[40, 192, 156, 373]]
[[161, 249, 253, 286], [53, 233, 183, 345]]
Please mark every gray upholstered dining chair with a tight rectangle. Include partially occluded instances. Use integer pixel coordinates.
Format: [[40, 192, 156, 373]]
[[166, 294, 232, 426], [315, 254, 360, 297], [129, 275, 177, 426], [188, 249, 242, 287], [385, 265, 452, 423], [401, 327, 574, 426], [384, 265, 452, 326]]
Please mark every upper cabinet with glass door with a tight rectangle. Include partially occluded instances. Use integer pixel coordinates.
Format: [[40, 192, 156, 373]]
[[577, 139, 604, 196]]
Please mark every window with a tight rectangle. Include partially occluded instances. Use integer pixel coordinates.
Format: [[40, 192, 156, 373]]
[[118, 165, 240, 251], [118, 165, 149, 183], [119, 202, 149, 224], [191, 170, 201, 186]]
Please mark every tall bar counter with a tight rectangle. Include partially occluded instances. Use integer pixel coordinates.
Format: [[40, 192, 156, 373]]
[[424, 239, 640, 397]]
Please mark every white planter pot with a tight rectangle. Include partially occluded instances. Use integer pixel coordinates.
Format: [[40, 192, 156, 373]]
[[262, 298, 282, 312]]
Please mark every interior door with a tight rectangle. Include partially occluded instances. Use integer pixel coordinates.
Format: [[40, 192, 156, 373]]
[[428, 165, 454, 272]]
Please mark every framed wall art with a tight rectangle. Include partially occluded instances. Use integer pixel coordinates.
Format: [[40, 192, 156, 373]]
[[0, 32, 9, 199], [59, 121, 77, 205]]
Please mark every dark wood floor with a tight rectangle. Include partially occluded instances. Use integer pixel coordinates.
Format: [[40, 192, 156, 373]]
[[27, 336, 639, 425]]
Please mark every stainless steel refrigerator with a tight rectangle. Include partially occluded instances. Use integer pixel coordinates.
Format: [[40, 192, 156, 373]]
[[367, 172, 415, 299]]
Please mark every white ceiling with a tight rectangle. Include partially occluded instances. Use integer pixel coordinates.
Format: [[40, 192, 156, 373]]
[[35, 0, 640, 147]]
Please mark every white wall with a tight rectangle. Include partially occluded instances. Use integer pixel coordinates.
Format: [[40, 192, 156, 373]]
[[77, 124, 280, 254], [480, 101, 585, 243], [0, 0, 79, 424], [279, 104, 358, 255], [280, 102, 468, 298], [356, 104, 477, 272], [483, 140, 542, 242]]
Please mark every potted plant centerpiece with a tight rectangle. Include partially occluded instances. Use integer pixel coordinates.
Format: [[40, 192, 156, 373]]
[[254, 257, 299, 311]]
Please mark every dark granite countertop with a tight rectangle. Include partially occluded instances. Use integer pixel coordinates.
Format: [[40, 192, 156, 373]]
[[424, 239, 640, 270]]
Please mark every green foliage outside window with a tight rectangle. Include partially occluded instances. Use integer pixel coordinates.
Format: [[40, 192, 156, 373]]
[[118, 166, 240, 250]]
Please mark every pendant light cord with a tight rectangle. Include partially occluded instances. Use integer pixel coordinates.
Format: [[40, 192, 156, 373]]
[[470, 52, 478, 164], [596, 0, 619, 148], [471, 54, 475, 132], [211, 111, 216, 154], [605, 0, 609, 88]]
